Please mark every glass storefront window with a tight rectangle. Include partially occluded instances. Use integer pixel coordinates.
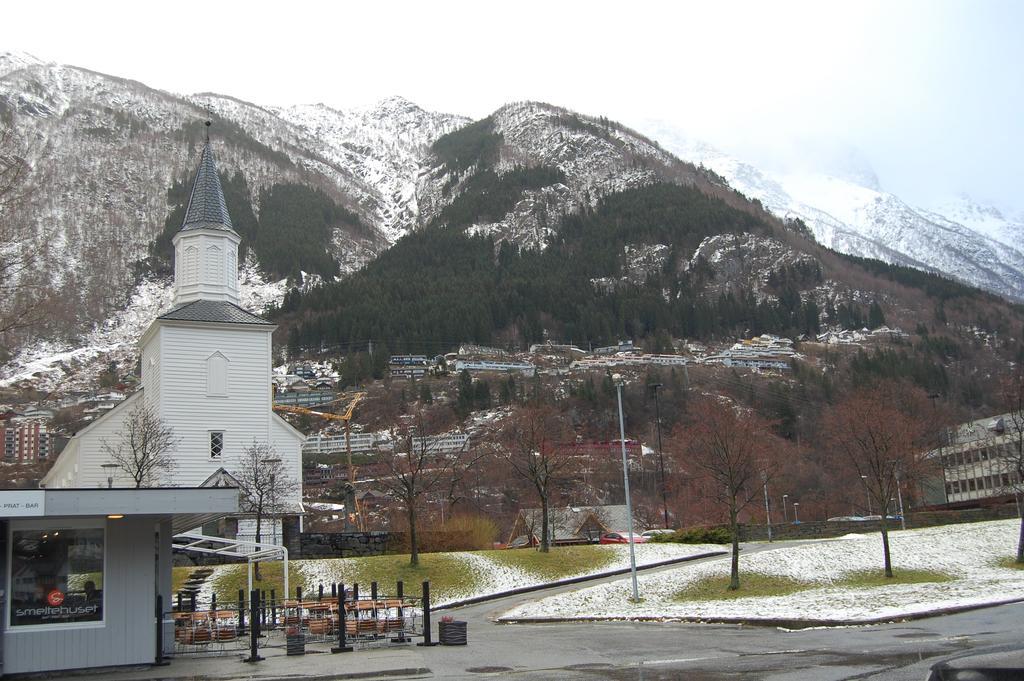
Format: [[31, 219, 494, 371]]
[[9, 527, 104, 626]]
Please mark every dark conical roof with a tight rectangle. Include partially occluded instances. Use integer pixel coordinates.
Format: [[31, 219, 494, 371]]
[[180, 141, 235, 233]]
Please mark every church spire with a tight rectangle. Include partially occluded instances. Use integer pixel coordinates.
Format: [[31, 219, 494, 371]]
[[171, 127, 242, 307], [180, 127, 235, 234]]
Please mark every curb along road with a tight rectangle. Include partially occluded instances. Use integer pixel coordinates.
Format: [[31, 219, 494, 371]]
[[434, 550, 729, 612]]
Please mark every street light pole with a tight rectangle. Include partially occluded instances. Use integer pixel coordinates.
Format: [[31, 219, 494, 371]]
[[614, 374, 640, 602], [649, 383, 670, 529], [266, 457, 282, 545], [793, 502, 800, 523], [895, 469, 907, 531], [762, 473, 772, 542], [101, 463, 118, 489], [782, 494, 789, 523], [861, 475, 872, 515]]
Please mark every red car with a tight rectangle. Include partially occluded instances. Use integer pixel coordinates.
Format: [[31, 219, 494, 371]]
[[599, 532, 648, 544]]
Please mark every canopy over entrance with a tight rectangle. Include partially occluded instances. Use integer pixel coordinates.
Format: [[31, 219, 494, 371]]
[[172, 531, 290, 597]]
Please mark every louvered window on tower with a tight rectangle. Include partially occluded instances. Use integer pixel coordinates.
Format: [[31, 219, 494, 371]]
[[206, 244, 223, 283], [210, 431, 224, 459], [184, 245, 199, 285]]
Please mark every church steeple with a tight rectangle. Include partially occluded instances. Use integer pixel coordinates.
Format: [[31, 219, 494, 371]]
[[180, 135, 236, 234], [171, 129, 241, 306]]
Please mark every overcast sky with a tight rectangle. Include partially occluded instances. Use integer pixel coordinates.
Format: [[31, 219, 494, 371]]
[[3, 0, 1022, 214]]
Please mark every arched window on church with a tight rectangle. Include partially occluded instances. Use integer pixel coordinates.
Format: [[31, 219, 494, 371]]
[[206, 244, 223, 284], [184, 246, 199, 285], [206, 351, 229, 397]]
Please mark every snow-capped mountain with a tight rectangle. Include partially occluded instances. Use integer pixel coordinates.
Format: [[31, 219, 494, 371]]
[[0, 53, 463, 345], [415, 102, 735, 250], [921, 195, 1024, 250], [638, 122, 1024, 302]]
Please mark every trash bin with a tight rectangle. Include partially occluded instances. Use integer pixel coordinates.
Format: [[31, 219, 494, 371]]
[[438, 620, 467, 645], [286, 626, 306, 655]]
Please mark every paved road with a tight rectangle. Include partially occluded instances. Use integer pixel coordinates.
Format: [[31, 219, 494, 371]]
[[419, 546, 1024, 680]]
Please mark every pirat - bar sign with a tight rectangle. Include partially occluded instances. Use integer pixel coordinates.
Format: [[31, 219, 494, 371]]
[[0, 490, 45, 516]]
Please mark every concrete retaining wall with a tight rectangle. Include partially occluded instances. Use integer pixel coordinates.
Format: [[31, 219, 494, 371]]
[[299, 531, 401, 558]]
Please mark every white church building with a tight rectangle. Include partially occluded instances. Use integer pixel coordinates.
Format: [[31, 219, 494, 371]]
[[42, 139, 304, 538]]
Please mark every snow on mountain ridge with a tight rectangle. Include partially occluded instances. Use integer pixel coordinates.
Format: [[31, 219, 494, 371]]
[[638, 122, 1024, 302]]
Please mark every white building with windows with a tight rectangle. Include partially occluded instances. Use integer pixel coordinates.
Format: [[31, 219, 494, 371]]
[[931, 413, 1022, 504], [42, 141, 304, 514]]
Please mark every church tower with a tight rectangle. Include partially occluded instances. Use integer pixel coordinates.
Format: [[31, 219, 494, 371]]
[[171, 131, 241, 306], [42, 129, 305, 510]]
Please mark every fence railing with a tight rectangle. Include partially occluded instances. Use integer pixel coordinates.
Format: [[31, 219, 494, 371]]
[[166, 580, 434, 660]]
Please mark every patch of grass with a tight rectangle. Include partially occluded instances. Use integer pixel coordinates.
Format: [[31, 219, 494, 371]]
[[996, 557, 1024, 570], [673, 568, 954, 603], [834, 569, 953, 588], [207, 552, 479, 603], [477, 545, 619, 581], [171, 566, 197, 594], [674, 573, 811, 602]]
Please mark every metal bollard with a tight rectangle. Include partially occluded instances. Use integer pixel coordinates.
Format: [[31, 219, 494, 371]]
[[261, 590, 267, 629], [352, 583, 359, 603], [271, 589, 277, 627], [417, 581, 437, 646], [397, 581, 403, 599], [331, 582, 352, 653], [211, 593, 217, 611], [296, 585, 303, 602], [319, 583, 324, 601], [332, 583, 337, 599], [238, 589, 247, 635], [243, 590, 263, 663], [154, 594, 169, 666]]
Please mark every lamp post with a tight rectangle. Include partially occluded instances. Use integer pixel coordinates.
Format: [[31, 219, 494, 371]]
[[782, 494, 789, 523], [792, 502, 800, 523], [861, 475, 872, 515], [762, 473, 772, 542], [613, 373, 640, 602], [266, 457, 282, 545], [895, 469, 907, 531], [648, 383, 670, 529], [101, 463, 118, 489]]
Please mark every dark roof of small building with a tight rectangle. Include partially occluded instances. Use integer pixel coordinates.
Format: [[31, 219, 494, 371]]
[[180, 141, 236, 234], [158, 299, 272, 326]]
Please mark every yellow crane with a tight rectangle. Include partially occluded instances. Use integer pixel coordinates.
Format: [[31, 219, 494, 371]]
[[274, 391, 367, 529]]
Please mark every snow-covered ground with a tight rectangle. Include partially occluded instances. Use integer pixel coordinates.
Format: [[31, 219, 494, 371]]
[[294, 543, 720, 607], [499, 520, 1024, 623]]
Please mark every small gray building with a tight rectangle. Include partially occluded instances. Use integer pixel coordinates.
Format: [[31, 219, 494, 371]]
[[0, 487, 237, 675]]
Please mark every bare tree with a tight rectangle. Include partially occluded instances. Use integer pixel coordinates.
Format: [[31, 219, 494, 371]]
[[101, 402, 179, 487], [675, 397, 784, 590], [233, 442, 298, 579], [493, 406, 575, 552], [997, 369, 1024, 563], [375, 407, 478, 566], [823, 381, 933, 578]]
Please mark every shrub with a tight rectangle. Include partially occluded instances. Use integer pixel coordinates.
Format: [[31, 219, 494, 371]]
[[648, 526, 732, 544], [396, 514, 499, 553]]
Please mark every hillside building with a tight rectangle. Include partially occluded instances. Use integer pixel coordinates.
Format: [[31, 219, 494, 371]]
[[0, 421, 55, 463], [930, 413, 1023, 505]]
